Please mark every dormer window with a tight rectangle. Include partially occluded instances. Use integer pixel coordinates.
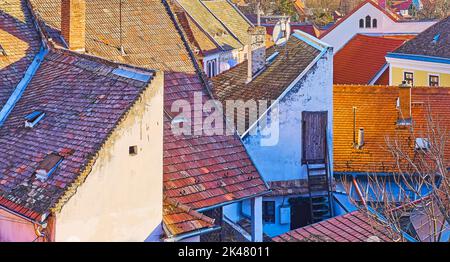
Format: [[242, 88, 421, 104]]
[[0, 44, 6, 56], [36, 153, 63, 181], [25, 111, 45, 128], [365, 16, 371, 28]]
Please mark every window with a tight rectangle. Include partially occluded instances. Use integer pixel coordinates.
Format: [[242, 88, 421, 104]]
[[206, 59, 217, 78], [36, 153, 63, 181], [429, 75, 439, 87], [372, 19, 377, 28], [25, 111, 45, 128], [365, 15, 371, 28], [359, 19, 364, 28], [129, 145, 138, 156], [404, 72, 414, 86], [262, 201, 275, 223]]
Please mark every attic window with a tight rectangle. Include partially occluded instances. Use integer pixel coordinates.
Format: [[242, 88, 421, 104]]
[[359, 19, 364, 28], [0, 44, 6, 56], [129, 145, 138, 156], [25, 111, 45, 128], [415, 138, 430, 151], [36, 153, 63, 181], [365, 16, 371, 28]]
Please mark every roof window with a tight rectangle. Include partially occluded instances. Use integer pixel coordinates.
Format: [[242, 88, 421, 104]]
[[415, 138, 430, 151], [35, 153, 63, 181], [25, 111, 45, 128], [432, 34, 441, 44]]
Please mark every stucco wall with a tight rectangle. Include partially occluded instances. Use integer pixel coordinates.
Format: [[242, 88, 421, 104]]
[[0, 208, 41, 242], [321, 3, 435, 52], [54, 72, 164, 242], [243, 49, 333, 182]]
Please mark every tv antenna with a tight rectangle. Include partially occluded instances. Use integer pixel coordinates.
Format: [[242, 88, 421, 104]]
[[272, 17, 291, 57], [119, 0, 126, 56]]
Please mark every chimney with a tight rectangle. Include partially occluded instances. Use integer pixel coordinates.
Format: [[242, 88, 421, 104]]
[[246, 26, 266, 83], [398, 81, 412, 124], [61, 0, 86, 52]]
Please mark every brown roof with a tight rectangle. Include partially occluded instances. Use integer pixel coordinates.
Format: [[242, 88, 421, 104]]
[[334, 85, 450, 173], [163, 197, 216, 238], [211, 34, 321, 131], [0, 0, 41, 106], [392, 16, 450, 59], [29, 0, 268, 210], [273, 210, 403, 242], [173, 0, 243, 50], [202, 0, 253, 45], [0, 48, 155, 220]]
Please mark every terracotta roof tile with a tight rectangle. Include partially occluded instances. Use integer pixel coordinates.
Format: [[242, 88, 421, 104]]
[[334, 85, 450, 173], [273, 210, 402, 242], [0, 48, 154, 219], [163, 197, 216, 237], [29, 0, 269, 211], [334, 34, 406, 85]]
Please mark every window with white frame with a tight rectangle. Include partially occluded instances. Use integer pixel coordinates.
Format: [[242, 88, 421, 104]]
[[206, 59, 217, 78]]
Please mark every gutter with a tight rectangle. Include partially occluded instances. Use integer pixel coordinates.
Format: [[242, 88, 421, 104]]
[[196, 190, 269, 213], [164, 225, 221, 242], [386, 52, 450, 65], [0, 201, 46, 226], [366, 206, 418, 242], [0, 45, 48, 127]]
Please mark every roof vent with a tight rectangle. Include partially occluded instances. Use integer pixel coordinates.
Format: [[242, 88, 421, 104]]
[[36, 153, 63, 181], [432, 34, 440, 44], [25, 111, 45, 128], [0, 44, 7, 56]]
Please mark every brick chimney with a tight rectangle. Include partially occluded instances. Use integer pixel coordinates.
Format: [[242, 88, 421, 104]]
[[246, 26, 266, 83], [398, 81, 412, 123], [61, 0, 86, 52]]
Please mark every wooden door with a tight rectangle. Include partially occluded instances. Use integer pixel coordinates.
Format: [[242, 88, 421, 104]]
[[302, 111, 328, 164], [289, 197, 311, 230]]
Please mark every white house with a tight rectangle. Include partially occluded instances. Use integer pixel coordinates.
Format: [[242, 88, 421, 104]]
[[211, 30, 334, 238], [320, 0, 436, 53]]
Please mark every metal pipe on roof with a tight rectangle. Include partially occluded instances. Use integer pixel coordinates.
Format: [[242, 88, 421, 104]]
[[352, 177, 367, 207]]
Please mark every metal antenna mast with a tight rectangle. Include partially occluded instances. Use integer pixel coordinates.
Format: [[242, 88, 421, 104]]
[[119, 0, 125, 56]]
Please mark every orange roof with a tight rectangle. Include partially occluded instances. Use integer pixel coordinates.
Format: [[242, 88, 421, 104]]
[[334, 85, 450, 173], [320, 0, 400, 39], [163, 197, 217, 238], [334, 34, 406, 85]]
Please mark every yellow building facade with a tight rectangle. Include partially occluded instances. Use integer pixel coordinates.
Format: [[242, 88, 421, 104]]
[[387, 55, 450, 87]]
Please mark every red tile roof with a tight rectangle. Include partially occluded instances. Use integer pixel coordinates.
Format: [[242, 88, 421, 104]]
[[334, 34, 406, 85], [0, 0, 40, 106], [273, 210, 402, 242], [0, 48, 155, 220], [334, 85, 450, 173], [320, 0, 400, 39], [163, 197, 216, 238], [29, 0, 269, 210]]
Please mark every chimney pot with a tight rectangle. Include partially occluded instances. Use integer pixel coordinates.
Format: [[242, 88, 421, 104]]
[[61, 0, 86, 52], [398, 82, 412, 124]]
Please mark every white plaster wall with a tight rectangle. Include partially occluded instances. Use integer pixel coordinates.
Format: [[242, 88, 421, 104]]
[[321, 3, 436, 52], [54, 72, 164, 242], [243, 50, 333, 182]]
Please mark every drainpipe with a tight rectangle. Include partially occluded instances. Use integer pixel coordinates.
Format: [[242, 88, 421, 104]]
[[0, 45, 48, 127], [352, 177, 367, 208]]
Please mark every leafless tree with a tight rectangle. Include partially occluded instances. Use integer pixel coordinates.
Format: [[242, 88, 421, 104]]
[[341, 107, 450, 242]]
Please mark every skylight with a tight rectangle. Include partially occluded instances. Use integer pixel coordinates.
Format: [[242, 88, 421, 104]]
[[35, 153, 63, 181], [432, 34, 441, 44], [25, 111, 45, 128]]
